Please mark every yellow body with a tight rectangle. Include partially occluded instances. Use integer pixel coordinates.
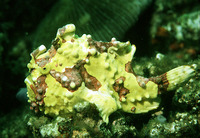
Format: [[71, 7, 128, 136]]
[[25, 24, 195, 123]]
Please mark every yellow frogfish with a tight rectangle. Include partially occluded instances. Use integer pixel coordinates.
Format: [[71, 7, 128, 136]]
[[24, 24, 196, 123]]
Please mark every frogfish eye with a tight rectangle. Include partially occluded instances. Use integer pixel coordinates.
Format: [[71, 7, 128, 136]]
[[39, 64, 51, 75]]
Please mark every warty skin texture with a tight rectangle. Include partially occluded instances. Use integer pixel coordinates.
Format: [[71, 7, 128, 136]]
[[25, 24, 196, 123]]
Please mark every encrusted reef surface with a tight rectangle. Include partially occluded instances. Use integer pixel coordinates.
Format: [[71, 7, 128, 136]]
[[24, 24, 199, 137], [150, 0, 200, 56]]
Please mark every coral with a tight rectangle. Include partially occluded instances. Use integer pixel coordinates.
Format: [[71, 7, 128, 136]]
[[25, 24, 196, 124], [150, 0, 200, 55], [27, 104, 111, 137], [151, 0, 200, 40], [111, 118, 137, 137], [141, 112, 199, 137], [163, 11, 200, 41], [173, 64, 200, 112], [28, 116, 65, 137]]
